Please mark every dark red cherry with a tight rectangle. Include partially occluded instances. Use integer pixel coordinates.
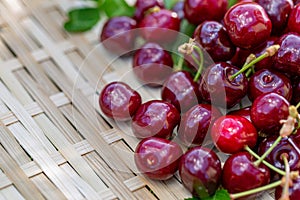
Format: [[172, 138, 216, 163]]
[[184, 0, 228, 25], [134, 0, 164, 22], [211, 115, 257, 154], [275, 177, 300, 200], [248, 69, 293, 102], [132, 100, 180, 139], [161, 71, 200, 113], [223, 2, 272, 49], [193, 21, 236, 62], [227, 106, 251, 122], [178, 104, 222, 146], [292, 77, 300, 105], [250, 92, 290, 135], [255, 0, 293, 35], [100, 16, 137, 54], [99, 82, 142, 121], [274, 33, 300, 76], [222, 152, 270, 194], [179, 147, 222, 198], [258, 136, 300, 172], [229, 47, 251, 68], [139, 9, 180, 44], [133, 42, 173, 87], [288, 4, 300, 34], [134, 137, 183, 180], [172, 1, 185, 20], [198, 62, 248, 108]]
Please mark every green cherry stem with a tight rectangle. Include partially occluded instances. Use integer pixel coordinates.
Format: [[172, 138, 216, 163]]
[[174, 55, 184, 71], [244, 145, 285, 176], [193, 45, 204, 82], [230, 180, 282, 199], [295, 101, 300, 110], [281, 154, 290, 200]]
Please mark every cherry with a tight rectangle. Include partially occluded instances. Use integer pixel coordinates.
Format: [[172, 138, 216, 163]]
[[248, 69, 293, 102], [250, 92, 290, 135], [161, 71, 200, 113], [99, 82, 142, 121], [134, 137, 183, 180], [198, 62, 248, 108], [100, 16, 137, 54], [134, 0, 164, 22], [274, 33, 300, 76], [179, 147, 222, 198], [177, 104, 222, 146], [171, 1, 185, 20], [288, 4, 300, 34], [183, 0, 228, 25], [222, 152, 270, 194], [132, 100, 180, 139], [227, 106, 251, 122], [229, 47, 251, 68], [193, 21, 236, 62], [223, 2, 272, 49], [255, 0, 294, 35], [275, 177, 300, 200], [211, 115, 258, 154], [139, 9, 180, 44], [133, 42, 173, 87], [292, 77, 300, 105]]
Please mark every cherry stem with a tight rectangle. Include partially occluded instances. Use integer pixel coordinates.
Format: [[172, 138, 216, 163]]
[[244, 145, 285, 176], [230, 180, 282, 199], [254, 136, 283, 167], [193, 45, 204, 82], [174, 55, 184, 71], [296, 101, 300, 110], [281, 154, 290, 200]]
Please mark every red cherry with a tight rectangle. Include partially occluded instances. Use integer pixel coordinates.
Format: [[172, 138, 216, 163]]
[[227, 106, 251, 122], [134, 0, 164, 22], [288, 4, 300, 34], [275, 177, 300, 200]]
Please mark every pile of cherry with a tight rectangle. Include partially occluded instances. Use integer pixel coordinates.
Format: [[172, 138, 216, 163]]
[[99, 0, 300, 199]]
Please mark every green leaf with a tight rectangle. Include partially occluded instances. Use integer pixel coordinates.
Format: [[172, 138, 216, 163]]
[[101, 0, 135, 18], [203, 189, 231, 200], [64, 7, 100, 32], [164, 0, 180, 9], [228, 0, 237, 8], [180, 19, 197, 37]]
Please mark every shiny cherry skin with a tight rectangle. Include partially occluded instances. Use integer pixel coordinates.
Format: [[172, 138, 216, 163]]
[[292, 77, 300, 105], [161, 71, 200, 113], [139, 9, 180, 44], [258, 136, 300, 172], [132, 100, 180, 139], [248, 69, 293, 102], [288, 4, 300, 34], [250, 92, 290, 135], [211, 115, 257, 154], [179, 147, 222, 198], [222, 152, 270, 194], [184, 0, 228, 25], [255, 0, 293, 35], [172, 1, 185, 20], [99, 82, 142, 121], [227, 106, 251, 122], [223, 2, 272, 49], [134, 137, 183, 180], [198, 62, 248, 108], [133, 43, 173, 87], [134, 0, 164, 22], [177, 104, 222, 146], [274, 33, 300, 76], [275, 177, 300, 200], [193, 21, 236, 62], [100, 16, 137, 55]]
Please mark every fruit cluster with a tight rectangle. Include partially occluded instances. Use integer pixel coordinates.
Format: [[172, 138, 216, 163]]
[[99, 0, 300, 199]]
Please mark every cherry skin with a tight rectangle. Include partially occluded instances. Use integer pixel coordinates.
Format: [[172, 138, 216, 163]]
[[227, 106, 251, 122], [161, 71, 200, 113], [250, 92, 290, 135], [99, 82, 142, 121], [179, 147, 222, 198], [211, 115, 258, 154], [132, 100, 180, 139], [274, 33, 300, 76], [134, 0, 164, 22], [229, 47, 251, 68], [100, 16, 137, 55], [183, 0, 228, 25], [198, 62, 248, 108], [134, 137, 183, 180], [193, 21, 236, 62], [171, 1, 185, 20], [139, 9, 180, 44], [223, 2, 272, 49], [177, 104, 222, 146], [292, 77, 300, 105], [133, 42, 173, 87], [255, 0, 293, 35], [275, 177, 300, 200], [248, 69, 293, 102], [222, 152, 270, 194], [288, 4, 300, 34]]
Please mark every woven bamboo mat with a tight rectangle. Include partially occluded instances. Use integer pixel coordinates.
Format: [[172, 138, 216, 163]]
[[0, 0, 276, 199]]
